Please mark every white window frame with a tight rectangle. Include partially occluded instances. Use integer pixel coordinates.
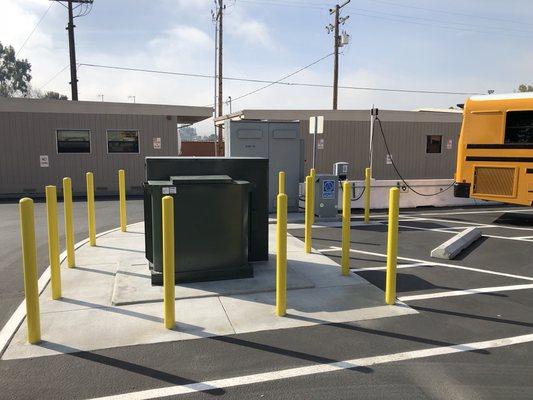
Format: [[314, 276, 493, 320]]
[[106, 129, 141, 154], [56, 129, 92, 154], [426, 134, 443, 154]]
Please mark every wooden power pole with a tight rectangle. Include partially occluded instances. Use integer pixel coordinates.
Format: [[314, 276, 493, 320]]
[[215, 0, 225, 156], [327, 0, 350, 110], [52, 0, 94, 101]]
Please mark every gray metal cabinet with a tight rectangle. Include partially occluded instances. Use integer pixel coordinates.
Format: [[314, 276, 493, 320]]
[[225, 120, 301, 212]]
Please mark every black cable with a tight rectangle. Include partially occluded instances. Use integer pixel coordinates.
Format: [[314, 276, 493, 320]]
[[352, 185, 365, 201], [375, 116, 455, 197]]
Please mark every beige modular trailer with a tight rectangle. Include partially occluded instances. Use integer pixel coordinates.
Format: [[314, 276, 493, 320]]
[[0, 97, 212, 197], [216, 109, 462, 180]]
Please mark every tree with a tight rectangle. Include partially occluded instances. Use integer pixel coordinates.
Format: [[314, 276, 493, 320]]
[[517, 84, 533, 93], [41, 91, 68, 100], [0, 42, 32, 97]]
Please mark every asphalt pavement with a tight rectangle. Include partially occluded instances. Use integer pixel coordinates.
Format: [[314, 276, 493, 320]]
[[1, 205, 532, 399]]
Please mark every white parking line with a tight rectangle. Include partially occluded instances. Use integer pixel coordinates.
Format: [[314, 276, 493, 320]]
[[319, 247, 533, 282], [351, 263, 427, 272], [399, 283, 533, 302], [417, 208, 533, 216], [88, 333, 533, 400]]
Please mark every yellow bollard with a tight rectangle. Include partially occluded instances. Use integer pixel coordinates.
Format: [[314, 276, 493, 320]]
[[162, 195, 175, 329], [45, 186, 61, 300], [310, 168, 316, 178], [86, 172, 96, 246], [278, 171, 285, 195], [341, 181, 351, 276], [276, 193, 288, 316], [19, 198, 41, 344], [364, 167, 371, 224], [304, 176, 313, 253], [385, 187, 400, 305], [63, 177, 75, 267], [118, 169, 127, 232]]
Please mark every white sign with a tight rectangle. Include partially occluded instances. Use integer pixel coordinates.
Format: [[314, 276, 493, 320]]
[[385, 154, 393, 165], [317, 138, 324, 150], [162, 187, 177, 195], [309, 116, 324, 134], [153, 137, 162, 149], [39, 155, 49, 168], [446, 139, 453, 150]]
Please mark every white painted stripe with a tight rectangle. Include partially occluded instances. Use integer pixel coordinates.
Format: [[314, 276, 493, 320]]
[[87, 333, 533, 400], [399, 283, 533, 302], [351, 262, 427, 272], [319, 247, 533, 282], [417, 208, 533, 216], [409, 216, 533, 232], [0, 226, 122, 357]]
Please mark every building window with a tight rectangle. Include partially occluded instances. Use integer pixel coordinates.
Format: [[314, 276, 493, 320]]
[[426, 135, 442, 153], [505, 111, 533, 144], [107, 130, 140, 153], [57, 129, 91, 153]]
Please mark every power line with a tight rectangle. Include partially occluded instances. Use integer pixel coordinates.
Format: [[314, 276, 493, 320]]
[[16, 3, 54, 57], [229, 52, 334, 103], [239, 0, 533, 38], [371, 0, 531, 26], [77, 61, 484, 98], [346, 8, 533, 39], [40, 64, 70, 90]]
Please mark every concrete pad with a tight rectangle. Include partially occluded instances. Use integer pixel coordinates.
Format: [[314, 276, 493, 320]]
[[112, 257, 315, 306], [2, 221, 416, 360], [2, 296, 234, 360], [431, 227, 482, 259], [220, 285, 415, 334]]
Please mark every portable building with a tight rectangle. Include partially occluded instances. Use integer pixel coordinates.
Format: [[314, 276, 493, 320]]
[[0, 97, 212, 197], [216, 109, 462, 181]]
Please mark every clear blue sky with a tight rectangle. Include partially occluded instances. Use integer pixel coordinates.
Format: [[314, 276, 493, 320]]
[[3, 0, 532, 133]]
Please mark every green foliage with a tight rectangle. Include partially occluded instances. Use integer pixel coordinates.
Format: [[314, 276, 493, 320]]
[[0, 42, 32, 97], [42, 91, 68, 100], [517, 84, 533, 92]]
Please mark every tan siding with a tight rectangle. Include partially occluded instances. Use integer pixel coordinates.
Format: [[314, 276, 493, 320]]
[[301, 119, 460, 180], [0, 111, 180, 197]]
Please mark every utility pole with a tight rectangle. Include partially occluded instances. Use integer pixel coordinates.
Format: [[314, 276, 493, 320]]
[[216, 0, 226, 156], [52, 0, 94, 101], [67, 0, 78, 101], [327, 0, 350, 110]]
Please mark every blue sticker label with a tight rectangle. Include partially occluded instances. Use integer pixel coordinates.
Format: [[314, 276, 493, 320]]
[[322, 180, 335, 199]]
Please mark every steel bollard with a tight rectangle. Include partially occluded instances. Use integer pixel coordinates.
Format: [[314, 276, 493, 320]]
[[63, 177, 75, 267], [86, 172, 96, 246], [364, 168, 371, 224], [309, 168, 316, 225], [304, 176, 313, 253], [162, 195, 175, 329], [341, 181, 351, 276], [119, 169, 127, 232], [46, 186, 61, 300], [278, 171, 285, 195], [276, 193, 288, 316], [19, 198, 41, 344], [385, 187, 400, 305]]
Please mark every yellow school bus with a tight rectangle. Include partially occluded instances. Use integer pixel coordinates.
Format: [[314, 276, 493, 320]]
[[454, 93, 533, 206]]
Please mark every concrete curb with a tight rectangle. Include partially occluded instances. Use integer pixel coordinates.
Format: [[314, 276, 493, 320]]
[[430, 227, 482, 260], [0, 226, 123, 357]]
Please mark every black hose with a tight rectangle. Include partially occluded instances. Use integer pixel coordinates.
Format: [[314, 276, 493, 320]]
[[375, 116, 455, 197]]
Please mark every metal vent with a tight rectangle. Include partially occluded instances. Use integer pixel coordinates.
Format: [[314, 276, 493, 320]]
[[473, 167, 515, 197]]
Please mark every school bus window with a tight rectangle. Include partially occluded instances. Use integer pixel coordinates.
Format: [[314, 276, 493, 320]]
[[505, 111, 533, 144], [426, 135, 442, 153]]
